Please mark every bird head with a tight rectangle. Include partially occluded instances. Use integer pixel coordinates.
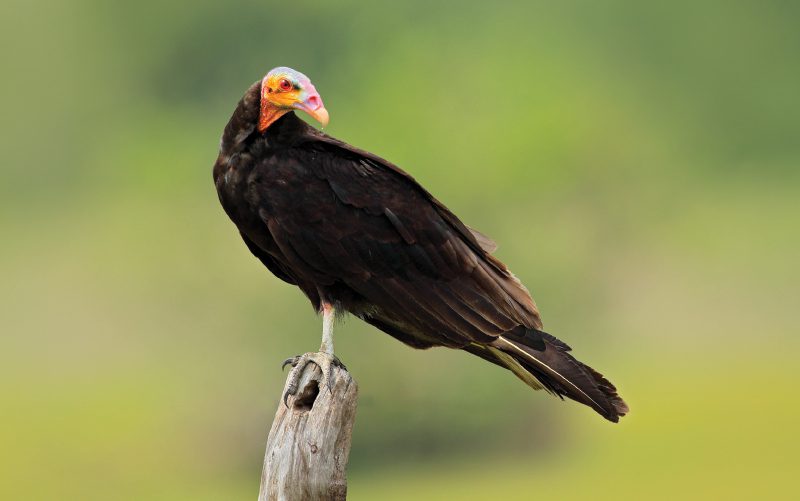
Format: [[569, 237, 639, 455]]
[[258, 67, 329, 132]]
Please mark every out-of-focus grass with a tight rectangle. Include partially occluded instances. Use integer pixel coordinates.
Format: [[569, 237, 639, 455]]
[[351, 342, 800, 500], [1, 0, 798, 499], [352, 361, 800, 500]]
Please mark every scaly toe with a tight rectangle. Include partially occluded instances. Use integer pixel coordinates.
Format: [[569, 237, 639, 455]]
[[281, 352, 340, 407], [332, 355, 346, 371]]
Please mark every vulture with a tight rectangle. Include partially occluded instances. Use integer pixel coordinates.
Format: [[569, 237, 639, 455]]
[[213, 67, 628, 422]]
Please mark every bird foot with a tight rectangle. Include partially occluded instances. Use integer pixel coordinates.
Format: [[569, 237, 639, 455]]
[[281, 352, 346, 407]]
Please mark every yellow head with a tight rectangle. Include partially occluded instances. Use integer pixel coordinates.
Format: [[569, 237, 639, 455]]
[[258, 67, 329, 132]]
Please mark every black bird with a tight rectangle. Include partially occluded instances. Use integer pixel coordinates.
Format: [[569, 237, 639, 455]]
[[213, 67, 628, 421]]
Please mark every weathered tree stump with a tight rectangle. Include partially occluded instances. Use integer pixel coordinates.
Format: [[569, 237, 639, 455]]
[[259, 361, 358, 501]]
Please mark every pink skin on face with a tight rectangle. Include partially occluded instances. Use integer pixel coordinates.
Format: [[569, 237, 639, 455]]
[[292, 77, 329, 127], [258, 68, 329, 132]]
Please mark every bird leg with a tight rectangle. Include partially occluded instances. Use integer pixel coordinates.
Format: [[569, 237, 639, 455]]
[[281, 303, 345, 406], [320, 301, 335, 355]]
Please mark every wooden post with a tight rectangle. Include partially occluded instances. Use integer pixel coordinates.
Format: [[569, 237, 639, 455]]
[[259, 361, 358, 501]]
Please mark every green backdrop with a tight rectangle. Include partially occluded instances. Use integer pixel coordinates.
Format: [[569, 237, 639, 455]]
[[2, 1, 798, 499]]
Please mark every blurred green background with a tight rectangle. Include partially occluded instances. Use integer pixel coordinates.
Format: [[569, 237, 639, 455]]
[[2, 0, 798, 499]]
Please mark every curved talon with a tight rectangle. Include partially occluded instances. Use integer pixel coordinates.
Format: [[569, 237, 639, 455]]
[[280, 352, 343, 406], [332, 355, 347, 371], [281, 356, 299, 371]]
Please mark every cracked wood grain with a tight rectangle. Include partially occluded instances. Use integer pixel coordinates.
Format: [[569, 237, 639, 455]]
[[259, 362, 358, 501]]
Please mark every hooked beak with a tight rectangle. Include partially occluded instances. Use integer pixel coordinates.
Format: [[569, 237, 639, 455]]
[[294, 93, 329, 128]]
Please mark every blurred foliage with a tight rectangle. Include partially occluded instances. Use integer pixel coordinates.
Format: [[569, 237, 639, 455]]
[[1, 0, 799, 499]]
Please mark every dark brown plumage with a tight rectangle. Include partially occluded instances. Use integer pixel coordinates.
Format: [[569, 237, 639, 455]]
[[214, 79, 628, 422]]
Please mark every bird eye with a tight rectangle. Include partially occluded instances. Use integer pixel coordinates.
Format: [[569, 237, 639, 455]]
[[278, 79, 292, 91]]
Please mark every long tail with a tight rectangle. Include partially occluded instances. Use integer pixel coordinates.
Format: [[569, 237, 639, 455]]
[[469, 328, 628, 422]]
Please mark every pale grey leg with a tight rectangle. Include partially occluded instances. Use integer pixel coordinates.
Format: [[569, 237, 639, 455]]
[[282, 303, 345, 405], [319, 302, 335, 355]]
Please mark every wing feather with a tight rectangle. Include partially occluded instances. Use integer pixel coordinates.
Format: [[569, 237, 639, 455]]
[[250, 140, 542, 348]]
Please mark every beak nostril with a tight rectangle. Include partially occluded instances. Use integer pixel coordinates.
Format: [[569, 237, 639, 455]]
[[306, 95, 321, 110]]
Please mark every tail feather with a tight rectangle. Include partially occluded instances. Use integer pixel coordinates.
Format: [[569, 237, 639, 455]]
[[491, 329, 628, 422]]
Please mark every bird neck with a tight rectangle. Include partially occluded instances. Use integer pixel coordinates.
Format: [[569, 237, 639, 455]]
[[258, 100, 291, 133]]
